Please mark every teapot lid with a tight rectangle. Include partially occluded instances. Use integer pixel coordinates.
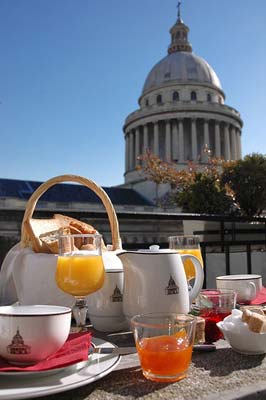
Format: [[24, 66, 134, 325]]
[[136, 245, 176, 254]]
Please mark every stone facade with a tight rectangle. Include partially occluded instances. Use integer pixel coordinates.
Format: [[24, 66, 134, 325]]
[[122, 7, 243, 202]]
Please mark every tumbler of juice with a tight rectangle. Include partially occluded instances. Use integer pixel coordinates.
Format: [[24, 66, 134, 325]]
[[131, 313, 196, 382], [169, 235, 203, 281]]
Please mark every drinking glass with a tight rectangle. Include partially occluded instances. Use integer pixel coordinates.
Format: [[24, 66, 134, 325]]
[[131, 313, 196, 383], [196, 289, 236, 343], [56, 233, 105, 330], [169, 235, 203, 282]]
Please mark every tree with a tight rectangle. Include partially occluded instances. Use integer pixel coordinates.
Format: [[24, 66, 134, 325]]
[[137, 151, 235, 214], [175, 172, 234, 214], [221, 153, 266, 216]]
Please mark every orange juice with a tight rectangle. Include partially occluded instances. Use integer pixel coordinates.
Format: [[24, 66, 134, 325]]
[[177, 248, 203, 281], [136, 333, 193, 382], [56, 255, 105, 296]]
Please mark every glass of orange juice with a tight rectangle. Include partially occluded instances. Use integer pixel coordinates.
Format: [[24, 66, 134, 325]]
[[131, 313, 196, 382], [56, 233, 105, 330], [169, 235, 203, 282]]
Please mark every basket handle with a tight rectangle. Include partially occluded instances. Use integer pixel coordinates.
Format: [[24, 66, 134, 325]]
[[21, 174, 122, 251]]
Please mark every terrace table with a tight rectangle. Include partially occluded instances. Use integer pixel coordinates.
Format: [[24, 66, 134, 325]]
[[26, 328, 266, 400]]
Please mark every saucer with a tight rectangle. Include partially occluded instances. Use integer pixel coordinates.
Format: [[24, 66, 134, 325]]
[[0, 337, 121, 399]]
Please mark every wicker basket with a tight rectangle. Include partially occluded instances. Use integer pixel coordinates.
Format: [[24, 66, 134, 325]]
[[20, 174, 122, 252], [0, 175, 125, 322]]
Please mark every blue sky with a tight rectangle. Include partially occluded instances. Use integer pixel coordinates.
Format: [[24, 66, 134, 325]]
[[0, 0, 265, 187]]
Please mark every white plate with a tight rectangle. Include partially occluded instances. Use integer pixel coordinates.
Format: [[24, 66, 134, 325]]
[[0, 337, 121, 400]]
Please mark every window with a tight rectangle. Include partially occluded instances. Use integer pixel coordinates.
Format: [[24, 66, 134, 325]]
[[191, 91, 197, 101], [207, 93, 212, 102], [145, 98, 149, 106], [173, 91, 179, 102], [157, 94, 162, 104]]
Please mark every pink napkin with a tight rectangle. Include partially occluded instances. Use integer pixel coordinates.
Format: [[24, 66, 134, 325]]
[[250, 286, 266, 305], [0, 332, 92, 372]]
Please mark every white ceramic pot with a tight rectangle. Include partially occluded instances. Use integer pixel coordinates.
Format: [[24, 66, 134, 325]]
[[0, 305, 71, 365], [87, 250, 128, 332], [117, 247, 204, 322]]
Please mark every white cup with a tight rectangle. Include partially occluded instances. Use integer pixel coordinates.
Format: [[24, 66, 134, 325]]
[[216, 274, 262, 304], [0, 305, 71, 365]]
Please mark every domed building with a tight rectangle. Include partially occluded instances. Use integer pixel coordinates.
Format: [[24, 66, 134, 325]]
[[122, 5, 243, 202]]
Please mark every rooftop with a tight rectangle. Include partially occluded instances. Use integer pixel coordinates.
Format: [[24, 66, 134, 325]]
[[0, 178, 153, 207]]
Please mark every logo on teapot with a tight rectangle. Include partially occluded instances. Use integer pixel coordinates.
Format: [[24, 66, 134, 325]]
[[6, 328, 31, 355], [110, 285, 123, 302], [165, 275, 179, 295]]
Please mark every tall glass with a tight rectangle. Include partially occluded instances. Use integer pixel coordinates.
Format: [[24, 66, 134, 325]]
[[56, 233, 105, 330], [169, 235, 203, 282]]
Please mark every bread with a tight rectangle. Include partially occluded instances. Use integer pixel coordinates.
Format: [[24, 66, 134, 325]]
[[40, 227, 73, 254], [80, 243, 95, 251], [194, 316, 205, 344], [24, 213, 102, 254], [54, 214, 96, 234], [24, 217, 69, 253], [39, 229, 60, 254], [68, 224, 83, 249]]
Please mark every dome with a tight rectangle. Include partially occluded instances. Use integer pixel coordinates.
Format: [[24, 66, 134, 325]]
[[142, 51, 222, 94]]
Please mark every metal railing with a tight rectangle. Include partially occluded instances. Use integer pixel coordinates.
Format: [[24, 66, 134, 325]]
[[1, 208, 266, 287]]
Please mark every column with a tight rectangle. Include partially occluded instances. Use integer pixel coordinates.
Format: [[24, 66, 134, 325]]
[[129, 130, 134, 170], [204, 119, 210, 149], [224, 123, 231, 161], [154, 122, 159, 156], [178, 119, 184, 162], [172, 120, 179, 161], [215, 121, 221, 158], [135, 126, 140, 166], [143, 124, 148, 153], [191, 118, 197, 161], [165, 120, 171, 162], [125, 132, 129, 171], [231, 126, 237, 160], [237, 129, 242, 159]]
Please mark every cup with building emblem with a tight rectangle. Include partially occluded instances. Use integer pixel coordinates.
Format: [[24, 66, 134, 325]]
[[0, 304, 71, 365]]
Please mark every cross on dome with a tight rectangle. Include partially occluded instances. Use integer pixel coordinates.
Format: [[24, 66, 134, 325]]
[[168, 1, 192, 54], [177, 1, 182, 22]]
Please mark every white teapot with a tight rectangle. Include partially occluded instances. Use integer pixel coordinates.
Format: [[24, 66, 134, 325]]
[[117, 245, 204, 322]]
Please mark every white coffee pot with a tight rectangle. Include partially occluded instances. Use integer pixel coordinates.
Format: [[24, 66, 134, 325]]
[[117, 245, 204, 322]]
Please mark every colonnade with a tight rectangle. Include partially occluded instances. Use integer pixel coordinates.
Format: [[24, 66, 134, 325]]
[[125, 118, 242, 171]]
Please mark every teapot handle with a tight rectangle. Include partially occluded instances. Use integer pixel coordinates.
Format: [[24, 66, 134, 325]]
[[180, 254, 204, 302]]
